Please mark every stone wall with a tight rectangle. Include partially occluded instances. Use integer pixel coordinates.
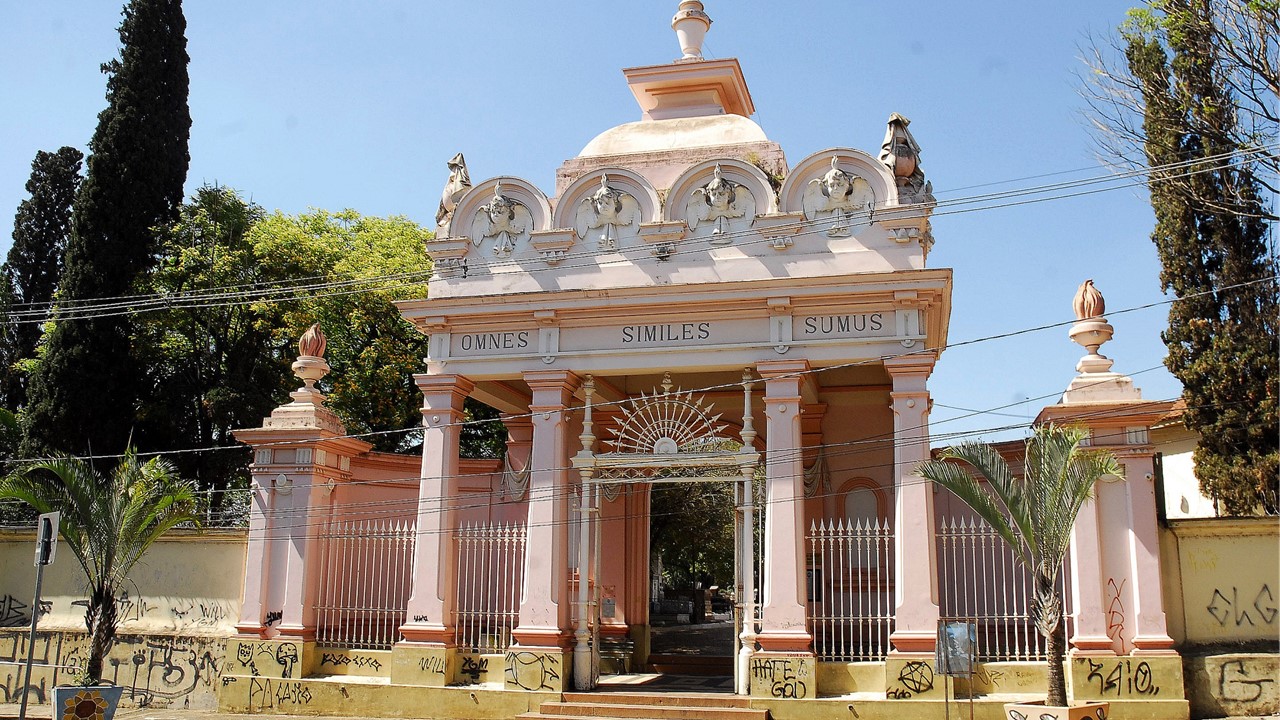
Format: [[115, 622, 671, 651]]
[[1161, 517, 1280, 718], [0, 529, 245, 709]]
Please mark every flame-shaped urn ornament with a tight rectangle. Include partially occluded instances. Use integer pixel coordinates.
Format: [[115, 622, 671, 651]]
[[1068, 280, 1115, 374], [292, 323, 331, 396]]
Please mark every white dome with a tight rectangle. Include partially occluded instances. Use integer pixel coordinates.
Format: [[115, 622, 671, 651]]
[[578, 114, 769, 157]]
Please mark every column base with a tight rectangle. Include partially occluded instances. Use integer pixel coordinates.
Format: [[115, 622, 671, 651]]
[[274, 624, 316, 642], [889, 630, 937, 654], [511, 627, 574, 650], [755, 630, 812, 653], [1131, 632, 1177, 654], [399, 622, 454, 644], [1070, 635, 1119, 655]]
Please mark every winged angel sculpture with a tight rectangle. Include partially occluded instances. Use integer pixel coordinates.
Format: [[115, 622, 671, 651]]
[[801, 157, 875, 237], [685, 165, 753, 244], [470, 181, 532, 258], [574, 175, 641, 251]]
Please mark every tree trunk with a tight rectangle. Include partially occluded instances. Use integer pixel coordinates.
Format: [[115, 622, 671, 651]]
[[84, 585, 119, 684], [1045, 612, 1068, 707]]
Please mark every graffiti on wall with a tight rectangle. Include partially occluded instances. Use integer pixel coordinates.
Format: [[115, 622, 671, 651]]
[[750, 656, 811, 699], [0, 630, 225, 709], [1105, 577, 1129, 654], [1207, 585, 1278, 627], [1084, 658, 1161, 697], [505, 651, 559, 691]]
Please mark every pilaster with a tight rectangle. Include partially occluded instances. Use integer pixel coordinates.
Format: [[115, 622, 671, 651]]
[[513, 370, 581, 650], [400, 374, 474, 649], [755, 359, 812, 653], [885, 352, 939, 654]]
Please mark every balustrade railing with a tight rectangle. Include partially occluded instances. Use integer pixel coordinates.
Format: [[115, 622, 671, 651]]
[[454, 521, 527, 653], [806, 518, 894, 661], [315, 517, 415, 650], [937, 516, 1068, 661]]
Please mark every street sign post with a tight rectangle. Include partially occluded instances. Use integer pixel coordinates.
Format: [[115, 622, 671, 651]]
[[20, 511, 59, 720]]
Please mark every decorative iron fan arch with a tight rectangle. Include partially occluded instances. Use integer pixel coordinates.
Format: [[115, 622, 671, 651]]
[[573, 372, 760, 493]]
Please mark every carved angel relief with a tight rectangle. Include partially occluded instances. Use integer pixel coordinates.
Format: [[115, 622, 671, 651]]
[[685, 165, 754, 245], [802, 157, 875, 237], [574, 174, 641, 251], [470, 181, 532, 258]]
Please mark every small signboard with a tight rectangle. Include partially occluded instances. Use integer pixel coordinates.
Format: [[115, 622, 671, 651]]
[[34, 511, 59, 566], [935, 620, 977, 676]]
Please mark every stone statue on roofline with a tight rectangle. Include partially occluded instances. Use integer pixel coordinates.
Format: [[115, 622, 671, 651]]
[[686, 165, 754, 244], [471, 181, 533, 258], [435, 152, 471, 236], [575, 174, 642, 251], [879, 113, 935, 205], [802, 156, 876, 237]]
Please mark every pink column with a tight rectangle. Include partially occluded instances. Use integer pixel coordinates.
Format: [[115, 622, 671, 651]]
[[755, 360, 812, 651], [275, 471, 333, 639], [1068, 495, 1114, 653], [235, 468, 275, 637], [401, 374, 473, 644], [513, 370, 580, 649], [885, 353, 939, 653], [1119, 450, 1176, 654]]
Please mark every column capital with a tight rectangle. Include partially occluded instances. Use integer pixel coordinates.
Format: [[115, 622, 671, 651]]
[[884, 351, 937, 378], [416, 373, 475, 397], [522, 369, 582, 395], [756, 359, 810, 379]]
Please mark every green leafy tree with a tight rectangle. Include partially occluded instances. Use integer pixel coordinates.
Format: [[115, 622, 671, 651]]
[[916, 425, 1121, 708], [133, 186, 292, 511], [0, 147, 83, 411], [0, 449, 200, 683], [649, 482, 737, 590], [1117, 1, 1278, 513], [24, 0, 191, 457], [247, 210, 433, 452]]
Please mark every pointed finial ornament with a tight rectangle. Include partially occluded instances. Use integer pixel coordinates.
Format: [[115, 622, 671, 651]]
[[1072, 279, 1105, 320], [672, 1, 712, 61], [292, 324, 331, 400], [298, 323, 327, 358], [1068, 279, 1115, 374]]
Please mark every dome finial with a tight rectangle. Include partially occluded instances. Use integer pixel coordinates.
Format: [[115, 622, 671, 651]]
[[672, 2, 712, 62]]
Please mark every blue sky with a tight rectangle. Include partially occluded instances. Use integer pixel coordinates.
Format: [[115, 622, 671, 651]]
[[0, 1, 1181, 444]]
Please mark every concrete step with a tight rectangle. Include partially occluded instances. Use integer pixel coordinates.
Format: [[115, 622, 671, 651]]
[[562, 693, 751, 708], [523, 704, 766, 720]]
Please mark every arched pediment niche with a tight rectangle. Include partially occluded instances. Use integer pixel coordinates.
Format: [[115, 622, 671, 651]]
[[667, 159, 776, 246], [450, 176, 553, 261], [552, 169, 660, 254], [778, 149, 897, 239]]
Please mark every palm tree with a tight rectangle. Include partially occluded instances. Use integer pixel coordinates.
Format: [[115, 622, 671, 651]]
[[915, 424, 1120, 708], [0, 448, 200, 683]]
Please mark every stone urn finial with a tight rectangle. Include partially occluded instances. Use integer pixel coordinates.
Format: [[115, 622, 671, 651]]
[[291, 323, 331, 402], [1073, 279, 1105, 320], [672, 1, 712, 61], [1068, 280, 1115, 374]]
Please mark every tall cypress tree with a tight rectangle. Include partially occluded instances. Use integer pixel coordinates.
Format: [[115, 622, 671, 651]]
[[23, 0, 191, 456], [0, 147, 83, 410], [1124, 0, 1278, 514]]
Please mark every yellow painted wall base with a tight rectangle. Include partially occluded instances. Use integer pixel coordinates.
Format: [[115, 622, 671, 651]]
[[217, 674, 556, 718], [1183, 653, 1279, 719]]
